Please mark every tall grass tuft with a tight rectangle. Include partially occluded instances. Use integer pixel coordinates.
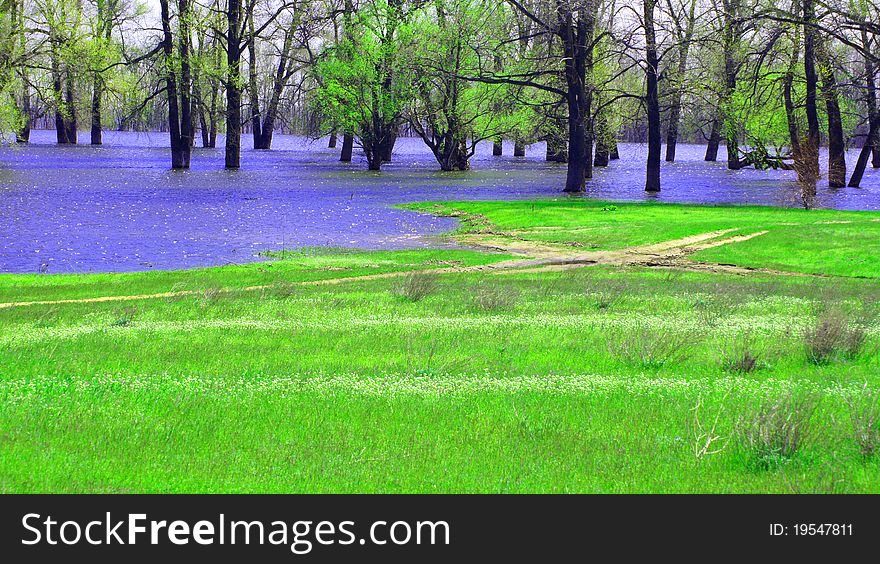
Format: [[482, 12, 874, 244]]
[[393, 271, 439, 303], [846, 383, 880, 458], [473, 282, 519, 311], [804, 309, 867, 364], [608, 325, 695, 369], [739, 391, 819, 470], [720, 334, 760, 373]]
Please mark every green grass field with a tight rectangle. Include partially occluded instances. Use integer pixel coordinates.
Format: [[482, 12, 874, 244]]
[[2, 200, 879, 493]]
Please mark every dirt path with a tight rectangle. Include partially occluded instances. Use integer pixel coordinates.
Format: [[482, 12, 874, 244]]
[[0, 228, 780, 310]]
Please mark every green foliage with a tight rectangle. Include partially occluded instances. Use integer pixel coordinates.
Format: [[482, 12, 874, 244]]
[[402, 0, 516, 169], [315, 0, 416, 162]]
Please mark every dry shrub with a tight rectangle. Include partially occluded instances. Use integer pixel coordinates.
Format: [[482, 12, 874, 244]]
[[720, 334, 761, 373]]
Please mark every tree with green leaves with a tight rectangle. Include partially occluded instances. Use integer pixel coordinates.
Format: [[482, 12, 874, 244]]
[[316, 0, 416, 170], [404, 0, 516, 171]]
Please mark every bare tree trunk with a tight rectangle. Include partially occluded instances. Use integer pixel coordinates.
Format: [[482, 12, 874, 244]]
[[178, 0, 193, 160], [644, 0, 661, 191], [225, 0, 242, 168], [492, 140, 503, 155], [559, 6, 595, 192], [328, 130, 338, 148], [594, 141, 609, 167], [514, 141, 525, 157]]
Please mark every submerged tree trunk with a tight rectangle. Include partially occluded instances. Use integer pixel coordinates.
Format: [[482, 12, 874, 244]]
[[513, 141, 525, 157], [594, 138, 609, 167], [644, 0, 661, 191], [593, 113, 608, 167], [705, 117, 720, 161], [723, 56, 738, 168], [720, 0, 741, 169], [225, 0, 243, 168], [11, 0, 29, 142], [90, 73, 103, 145], [160, 0, 192, 168], [257, 25, 297, 150], [492, 140, 503, 156], [849, 119, 878, 187], [816, 42, 846, 187], [665, 0, 696, 163], [872, 117, 880, 168], [801, 0, 821, 184], [381, 129, 397, 162], [90, 3, 114, 146], [864, 41, 880, 168], [328, 131, 338, 148], [16, 86, 30, 142], [64, 70, 78, 144], [546, 136, 567, 162], [248, 15, 263, 150], [340, 133, 354, 162], [560, 6, 595, 192], [51, 42, 75, 145]]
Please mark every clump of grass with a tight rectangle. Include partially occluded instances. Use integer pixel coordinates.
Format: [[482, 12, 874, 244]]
[[738, 391, 819, 470], [473, 282, 519, 311], [846, 383, 880, 458], [110, 306, 137, 327], [608, 325, 695, 369], [199, 287, 226, 307], [804, 309, 867, 364], [720, 334, 761, 373], [392, 271, 439, 303], [34, 307, 59, 329], [584, 277, 632, 311], [270, 282, 297, 299]]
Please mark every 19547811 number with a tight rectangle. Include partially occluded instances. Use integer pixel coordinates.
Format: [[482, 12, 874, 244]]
[[770, 523, 853, 536]]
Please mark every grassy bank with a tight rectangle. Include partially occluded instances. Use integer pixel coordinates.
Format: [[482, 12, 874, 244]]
[[1, 201, 879, 492]]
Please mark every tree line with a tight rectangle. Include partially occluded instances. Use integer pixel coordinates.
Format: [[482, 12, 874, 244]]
[[0, 0, 878, 199]]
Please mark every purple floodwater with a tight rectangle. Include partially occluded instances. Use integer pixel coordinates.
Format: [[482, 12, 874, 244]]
[[1, 129, 878, 274]]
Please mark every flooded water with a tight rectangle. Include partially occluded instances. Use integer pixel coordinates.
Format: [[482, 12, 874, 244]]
[[1, 129, 878, 274]]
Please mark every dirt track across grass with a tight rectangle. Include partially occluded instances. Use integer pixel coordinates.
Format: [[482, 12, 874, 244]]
[[0, 228, 794, 310]]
